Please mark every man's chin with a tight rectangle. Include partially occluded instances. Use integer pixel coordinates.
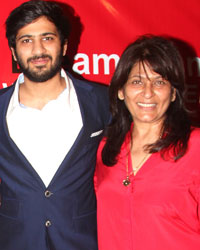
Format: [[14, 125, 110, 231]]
[[24, 69, 58, 82]]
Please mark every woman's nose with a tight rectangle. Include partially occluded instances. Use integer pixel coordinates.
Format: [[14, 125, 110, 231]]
[[142, 83, 154, 98]]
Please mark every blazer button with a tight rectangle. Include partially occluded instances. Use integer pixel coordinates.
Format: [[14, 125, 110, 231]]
[[45, 220, 52, 227], [45, 190, 53, 198]]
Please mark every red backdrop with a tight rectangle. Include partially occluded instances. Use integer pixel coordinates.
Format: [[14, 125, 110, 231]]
[[0, 0, 200, 121]]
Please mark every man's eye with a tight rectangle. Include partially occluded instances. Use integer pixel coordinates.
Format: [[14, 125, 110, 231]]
[[22, 39, 32, 43], [43, 37, 53, 41]]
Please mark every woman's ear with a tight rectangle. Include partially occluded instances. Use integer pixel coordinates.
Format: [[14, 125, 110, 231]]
[[171, 88, 176, 102], [118, 89, 124, 100]]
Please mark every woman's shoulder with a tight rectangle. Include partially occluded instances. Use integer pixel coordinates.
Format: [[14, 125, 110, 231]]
[[97, 137, 107, 161], [98, 137, 107, 149], [190, 127, 200, 138], [188, 127, 200, 147]]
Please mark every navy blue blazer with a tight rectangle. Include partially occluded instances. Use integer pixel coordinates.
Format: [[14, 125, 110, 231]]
[[0, 72, 110, 250]]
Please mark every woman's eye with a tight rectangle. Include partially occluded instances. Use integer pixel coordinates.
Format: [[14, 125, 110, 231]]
[[132, 80, 142, 85], [154, 80, 166, 86]]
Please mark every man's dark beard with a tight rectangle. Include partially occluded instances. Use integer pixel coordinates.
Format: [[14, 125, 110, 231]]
[[16, 51, 63, 82]]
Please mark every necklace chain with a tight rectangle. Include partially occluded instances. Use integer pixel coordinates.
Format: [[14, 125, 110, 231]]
[[123, 128, 164, 187], [123, 153, 149, 186], [132, 153, 149, 171]]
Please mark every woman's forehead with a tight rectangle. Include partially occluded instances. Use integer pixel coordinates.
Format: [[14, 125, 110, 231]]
[[129, 61, 163, 79]]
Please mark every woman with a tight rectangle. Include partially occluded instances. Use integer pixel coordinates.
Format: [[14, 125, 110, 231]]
[[95, 35, 200, 250]]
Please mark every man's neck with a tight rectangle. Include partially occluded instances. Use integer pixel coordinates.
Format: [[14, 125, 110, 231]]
[[18, 71, 66, 110]]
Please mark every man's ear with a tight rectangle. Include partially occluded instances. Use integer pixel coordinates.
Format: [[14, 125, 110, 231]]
[[11, 47, 17, 61], [62, 40, 68, 56]]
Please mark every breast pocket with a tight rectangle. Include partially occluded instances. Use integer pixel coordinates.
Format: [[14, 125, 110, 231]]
[[87, 132, 104, 145]]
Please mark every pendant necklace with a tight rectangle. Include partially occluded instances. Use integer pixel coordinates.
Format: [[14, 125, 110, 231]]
[[123, 153, 149, 186], [123, 130, 163, 186], [123, 127, 164, 186]]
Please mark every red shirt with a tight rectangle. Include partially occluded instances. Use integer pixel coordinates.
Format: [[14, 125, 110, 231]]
[[95, 128, 200, 250]]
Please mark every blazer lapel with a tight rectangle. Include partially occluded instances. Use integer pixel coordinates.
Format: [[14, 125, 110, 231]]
[[48, 75, 100, 186], [0, 85, 46, 188]]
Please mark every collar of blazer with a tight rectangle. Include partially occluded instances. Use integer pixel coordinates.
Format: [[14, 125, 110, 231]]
[[0, 71, 106, 154]]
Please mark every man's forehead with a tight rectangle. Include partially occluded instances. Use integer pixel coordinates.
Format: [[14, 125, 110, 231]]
[[16, 16, 58, 38]]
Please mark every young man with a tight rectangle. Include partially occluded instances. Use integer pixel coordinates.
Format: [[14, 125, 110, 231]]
[[0, 1, 110, 249]]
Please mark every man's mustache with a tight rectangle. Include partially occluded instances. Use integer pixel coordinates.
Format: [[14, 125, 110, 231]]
[[27, 54, 52, 63]]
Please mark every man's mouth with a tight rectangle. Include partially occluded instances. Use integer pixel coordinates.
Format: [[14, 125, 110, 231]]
[[28, 55, 52, 64]]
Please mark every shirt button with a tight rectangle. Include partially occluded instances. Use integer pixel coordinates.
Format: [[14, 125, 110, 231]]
[[45, 190, 53, 198], [45, 220, 52, 227]]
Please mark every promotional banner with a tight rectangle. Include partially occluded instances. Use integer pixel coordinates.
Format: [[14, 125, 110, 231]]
[[0, 0, 200, 120]]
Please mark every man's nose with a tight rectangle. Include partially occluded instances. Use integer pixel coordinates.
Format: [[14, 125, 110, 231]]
[[32, 39, 46, 55]]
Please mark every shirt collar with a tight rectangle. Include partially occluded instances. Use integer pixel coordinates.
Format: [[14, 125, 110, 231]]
[[10, 68, 71, 109]]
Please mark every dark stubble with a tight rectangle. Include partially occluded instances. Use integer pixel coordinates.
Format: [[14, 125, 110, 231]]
[[15, 49, 63, 82]]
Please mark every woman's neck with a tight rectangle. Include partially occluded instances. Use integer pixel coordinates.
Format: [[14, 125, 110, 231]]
[[131, 120, 164, 149]]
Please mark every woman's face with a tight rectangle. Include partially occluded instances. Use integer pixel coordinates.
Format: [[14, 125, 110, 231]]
[[118, 62, 176, 126]]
